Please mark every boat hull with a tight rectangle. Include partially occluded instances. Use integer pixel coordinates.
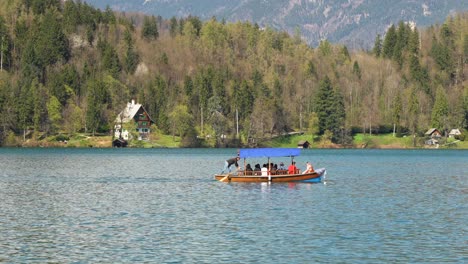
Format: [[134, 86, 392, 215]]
[[215, 168, 325, 183]]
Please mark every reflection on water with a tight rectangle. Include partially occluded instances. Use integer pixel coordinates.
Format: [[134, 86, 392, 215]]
[[0, 148, 466, 263]]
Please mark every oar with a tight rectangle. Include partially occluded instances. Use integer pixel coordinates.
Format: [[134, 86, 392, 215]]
[[219, 174, 230, 182]]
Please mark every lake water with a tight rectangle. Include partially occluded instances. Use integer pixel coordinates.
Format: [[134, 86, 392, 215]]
[[0, 148, 466, 263]]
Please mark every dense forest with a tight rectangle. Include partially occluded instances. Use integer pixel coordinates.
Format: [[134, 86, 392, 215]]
[[0, 0, 467, 147]]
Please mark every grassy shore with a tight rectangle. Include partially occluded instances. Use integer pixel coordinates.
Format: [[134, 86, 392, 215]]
[[4, 132, 467, 149], [263, 133, 468, 149]]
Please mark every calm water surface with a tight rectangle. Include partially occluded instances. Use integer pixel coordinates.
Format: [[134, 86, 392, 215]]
[[0, 148, 466, 263]]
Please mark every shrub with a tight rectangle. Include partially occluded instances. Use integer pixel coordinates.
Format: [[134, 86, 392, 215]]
[[55, 134, 70, 142]]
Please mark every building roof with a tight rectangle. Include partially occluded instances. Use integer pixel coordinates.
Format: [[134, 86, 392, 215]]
[[115, 100, 154, 124], [424, 128, 440, 135], [449, 129, 461, 135], [297, 140, 310, 145]]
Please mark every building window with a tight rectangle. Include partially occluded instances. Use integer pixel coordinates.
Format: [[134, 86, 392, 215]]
[[142, 122, 147, 126]]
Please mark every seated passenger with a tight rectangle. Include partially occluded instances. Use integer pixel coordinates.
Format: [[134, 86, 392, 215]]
[[254, 164, 261, 175], [278, 162, 286, 170], [261, 164, 268, 176], [245, 163, 253, 175], [302, 161, 314, 174]]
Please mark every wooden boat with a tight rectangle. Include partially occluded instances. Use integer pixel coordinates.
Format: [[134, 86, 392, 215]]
[[215, 148, 326, 183]]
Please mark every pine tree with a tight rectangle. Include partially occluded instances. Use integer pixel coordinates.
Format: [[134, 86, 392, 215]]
[[408, 87, 419, 136], [0, 15, 12, 72], [314, 76, 345, 142], [383, 25, 397, 59], [392, 92, 402, 136], [352, 61, 361, 79], [372, 34, 382, 57], [431, 87, 449, 131], [47, 95, 62, 133], [123, 29, 139, 74], [169, 16, 178, 38], [142, 15, 159, 40]]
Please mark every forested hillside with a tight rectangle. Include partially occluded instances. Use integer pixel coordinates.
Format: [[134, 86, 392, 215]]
[[0, 0, 467, 147], [86, 0, 468, 49]]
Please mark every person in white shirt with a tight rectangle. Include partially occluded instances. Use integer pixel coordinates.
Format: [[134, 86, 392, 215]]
[[261, 164, 269, 176]]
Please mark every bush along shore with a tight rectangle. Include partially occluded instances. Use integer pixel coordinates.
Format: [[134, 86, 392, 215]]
[[2, 132, 466, 149]]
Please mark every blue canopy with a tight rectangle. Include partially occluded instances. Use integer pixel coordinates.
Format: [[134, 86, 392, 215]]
[[239, 148, 301, 158]]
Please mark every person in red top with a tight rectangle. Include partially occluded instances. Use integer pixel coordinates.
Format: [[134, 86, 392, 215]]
[[287, 161, 297, 174]]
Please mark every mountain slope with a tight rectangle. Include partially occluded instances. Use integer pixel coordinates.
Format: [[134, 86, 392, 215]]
[[85, 0, 467, 49]]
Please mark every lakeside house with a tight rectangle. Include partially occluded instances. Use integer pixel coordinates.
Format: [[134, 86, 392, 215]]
[[424, 128, 442, 145], [114, 100, 154, 141], [448, 129, 461, 138]]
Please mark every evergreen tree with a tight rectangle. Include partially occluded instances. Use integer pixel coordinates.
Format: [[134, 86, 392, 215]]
[[85, 79, 107, 135], [47, 95, 62, 133], [314, 76, 345, 142], [372, 34, 382, 57], [123, 29, 139, 74], [431, 87, 449, 130], [101, 42, 121, 78], [306, 60, 318, 78], [408, 28, 420, 56], [318, 40, 332, 56], [30, 79, 47, 134], [36, 9, 70, 70], [169, 16, 178, 38], [383, 25, 397, 59], [184, 76, 194, 97], [352, 61, 361, 79], [463, 34, 468, 64], [17, 83, 34, 140], [0, 15, 12, 71], [431, 35, 454, 80], [408, 87, 419, 137], [142, 15, 159, 40], [392, 92, 402, 135]]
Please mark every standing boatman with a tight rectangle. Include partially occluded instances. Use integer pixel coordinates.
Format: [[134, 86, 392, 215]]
[[221, 156, 240, 174]]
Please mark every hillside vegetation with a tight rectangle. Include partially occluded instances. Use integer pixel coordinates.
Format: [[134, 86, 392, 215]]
[[0, 0, 467, 148]]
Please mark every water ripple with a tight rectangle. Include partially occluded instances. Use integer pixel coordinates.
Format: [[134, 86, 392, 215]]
[[0, 148, 466, 263]]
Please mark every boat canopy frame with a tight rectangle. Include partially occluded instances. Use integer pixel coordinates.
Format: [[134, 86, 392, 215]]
[[239, 148, 301, 158]]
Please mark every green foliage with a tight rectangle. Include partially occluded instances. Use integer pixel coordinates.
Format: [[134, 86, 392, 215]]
[[169, 104, 194, 138], [35, 9, 70, 69], [169, 16, 178, 37], [431, 87, 449, 130], [352, 61, 361, 79], [392, 92, 402, 130], [0, 4, 467, 149], [0, 15, 12, 71], [47, 95, 62, 133], [99, 39, 121, 78], [431, 38, 454, 78], [142, 15, 159, 40], [408, 87, 420, 135], [307, 112, 319, 137], [318, 40, 332, 56], [314, 76, 345, 143], [383, 25, 397, 58], [24, 0, 60, 14], [372, 34, 382, 57], [85, 78, 108, 135], [124, 29, 140, 74]]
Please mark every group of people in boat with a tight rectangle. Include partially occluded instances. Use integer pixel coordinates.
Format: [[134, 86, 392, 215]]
[[221, 156, 314, 176]]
